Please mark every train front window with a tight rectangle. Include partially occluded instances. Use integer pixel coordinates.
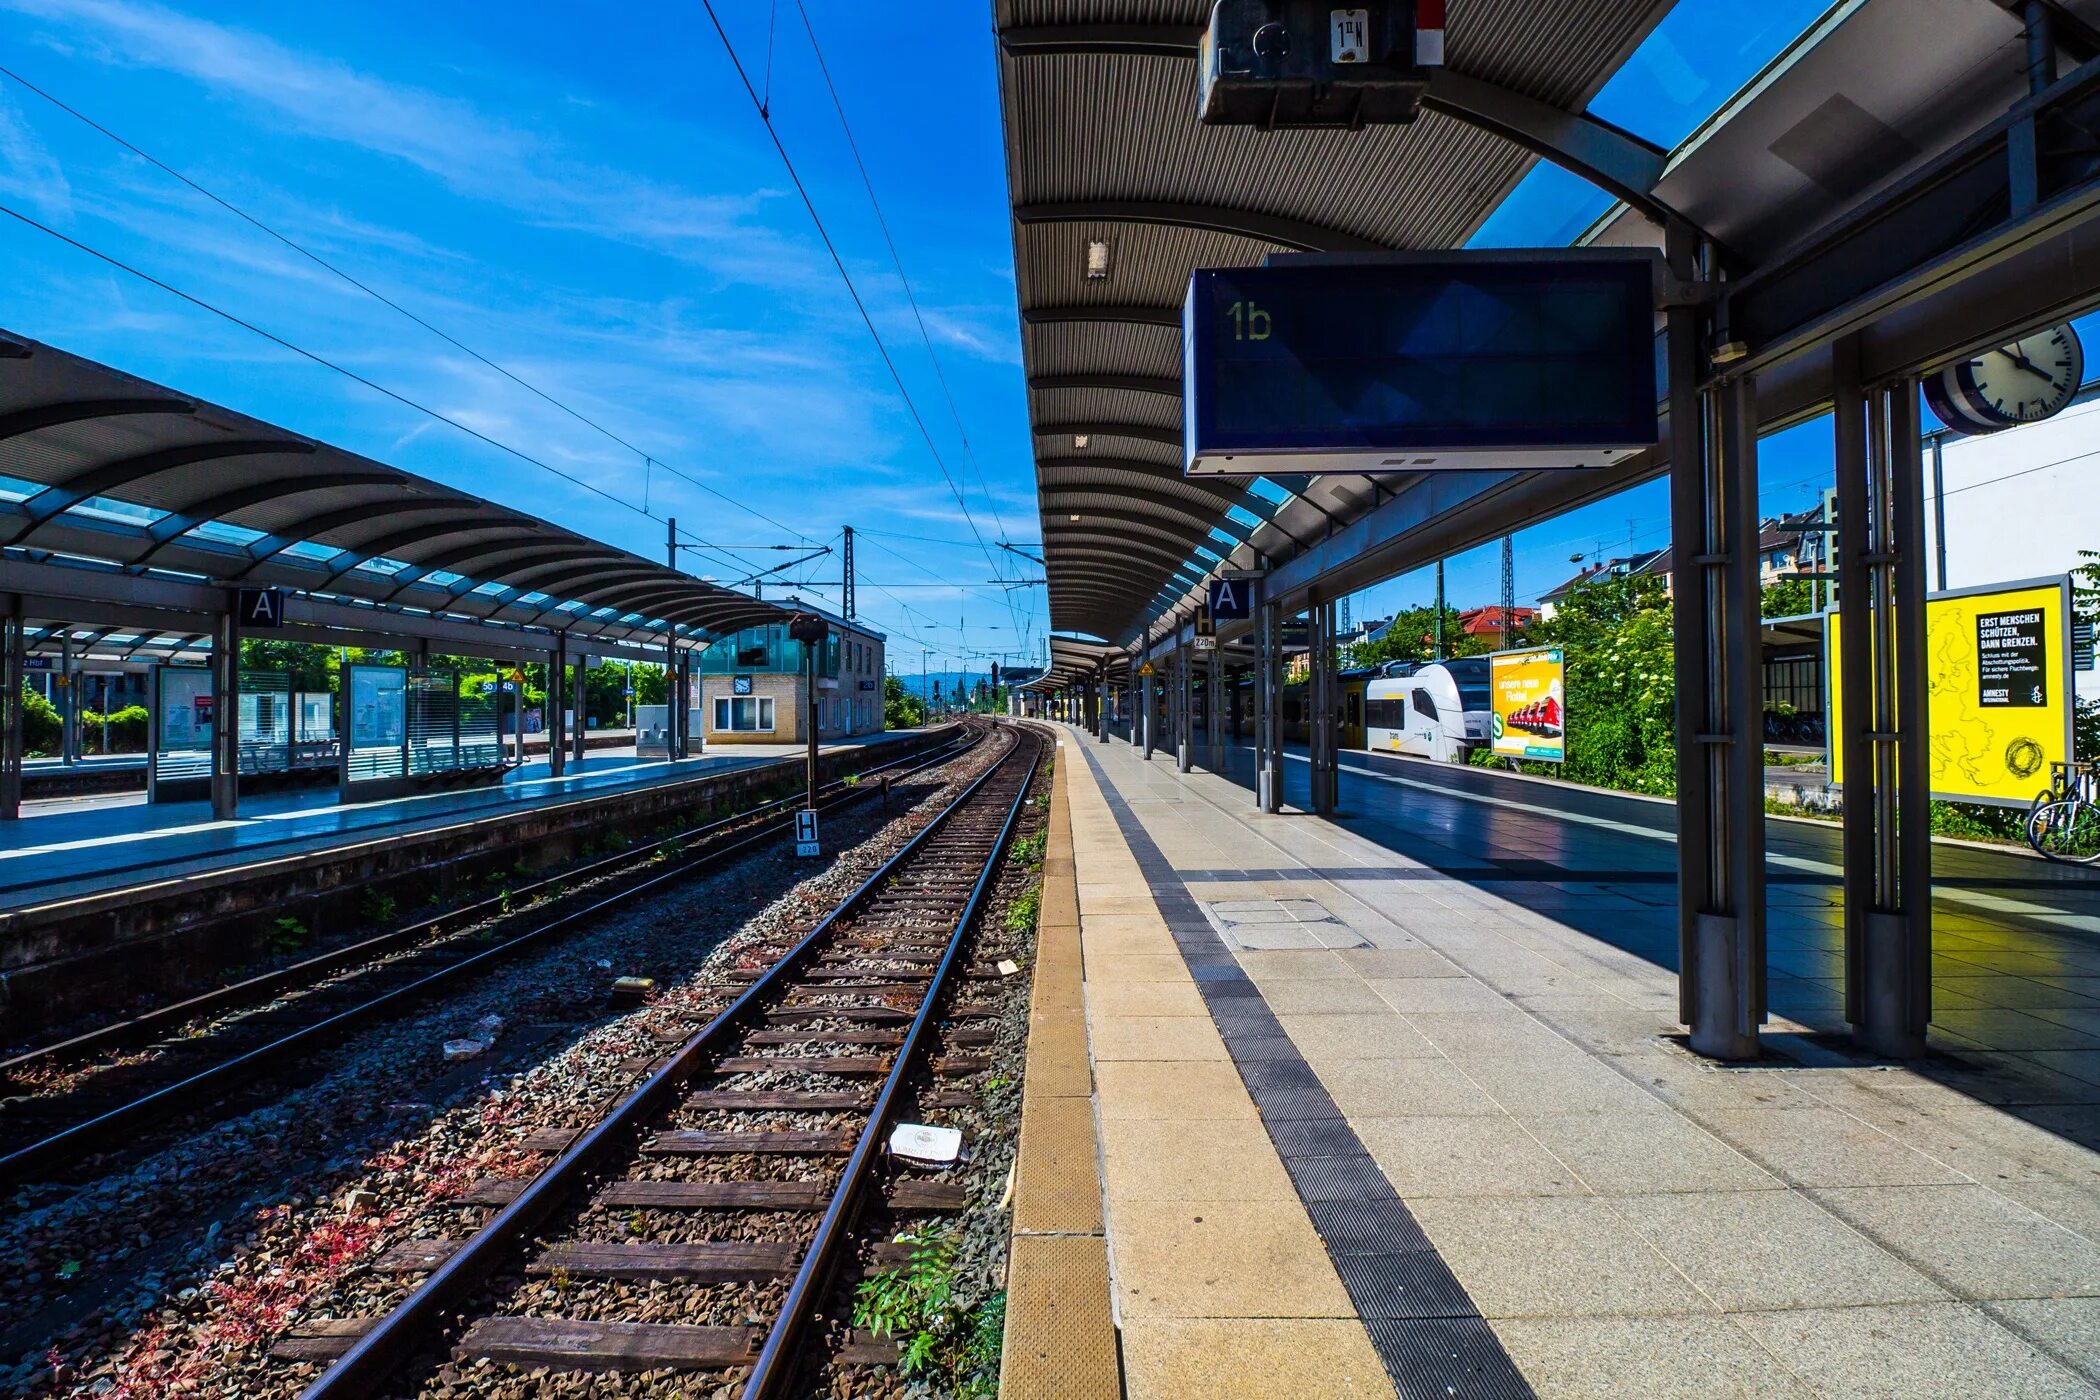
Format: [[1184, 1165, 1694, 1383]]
[[1444, 659, 1492, 711], [1412, 689, 1437, 721]]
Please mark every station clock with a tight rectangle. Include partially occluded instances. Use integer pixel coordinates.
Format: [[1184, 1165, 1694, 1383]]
[[1924, 324, 2084, 433]]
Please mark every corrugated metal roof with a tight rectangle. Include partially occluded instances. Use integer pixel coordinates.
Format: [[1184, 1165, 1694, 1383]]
[[993, 0, 1675, 642], [0, 330, 786, 647]]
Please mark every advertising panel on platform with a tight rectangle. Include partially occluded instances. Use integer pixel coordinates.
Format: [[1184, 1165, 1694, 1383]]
[[1828, 576, 2074, 807], [1489, 646, 1566, 762]]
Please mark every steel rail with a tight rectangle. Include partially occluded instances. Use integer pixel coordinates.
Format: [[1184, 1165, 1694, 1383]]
[[297, 724, 1033, 1399], [0, 727, 980, 1186], [743, 724, 1041, 1399], [3, 725, 969, 1078]]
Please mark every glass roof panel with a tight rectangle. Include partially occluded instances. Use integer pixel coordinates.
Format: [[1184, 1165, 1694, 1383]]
[[1470, 0, 1836, 248], [188, 520, 266, 546]]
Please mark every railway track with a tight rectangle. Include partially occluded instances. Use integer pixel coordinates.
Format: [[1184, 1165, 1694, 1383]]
[[278, 720, 1044, 1399], [0, 724, 982, 1188]]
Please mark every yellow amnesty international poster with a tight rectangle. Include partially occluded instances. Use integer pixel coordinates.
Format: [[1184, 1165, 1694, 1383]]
[[1489, 646, 1566, 762], [1828, 578, 2073, 807]]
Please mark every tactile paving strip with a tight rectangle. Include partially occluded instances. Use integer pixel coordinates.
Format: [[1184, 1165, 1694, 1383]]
[[1078, 742, 1538, 1400], [1002, 1235, 1119, 1400], [1002, 743, 1121, 1400]]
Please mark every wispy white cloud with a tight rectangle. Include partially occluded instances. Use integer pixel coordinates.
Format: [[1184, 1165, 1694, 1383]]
[[917, 306, 1021, 365], [0, 85, 70, 212], [0, 0, 801, 273]]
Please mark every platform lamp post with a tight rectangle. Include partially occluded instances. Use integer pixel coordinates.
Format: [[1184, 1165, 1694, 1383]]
[[788, 612, 828, 857]]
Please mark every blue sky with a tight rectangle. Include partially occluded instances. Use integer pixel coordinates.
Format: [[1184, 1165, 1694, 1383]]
[[0, 0, 1920, 660], [0, 0, 1037, 675]]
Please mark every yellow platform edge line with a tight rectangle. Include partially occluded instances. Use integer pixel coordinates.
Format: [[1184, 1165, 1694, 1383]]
[[1002, 724, 1122, 1400]]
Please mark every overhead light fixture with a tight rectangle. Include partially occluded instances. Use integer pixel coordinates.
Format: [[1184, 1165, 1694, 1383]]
[[1073, 434, 1090, 449], [1068, 513, 1081, 522], [1084, 240, 1111, 280]]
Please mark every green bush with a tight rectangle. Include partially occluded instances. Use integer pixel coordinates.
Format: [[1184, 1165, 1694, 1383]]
[[1004, 886, 1041, 934], [852, 1229, 1003, 1395], [83, 705, 150, 753], [1929, 800, 2024, 843], [19, 684, 60, 757], [884, 674, 926, 730], [1491, 574, 1678, 795]]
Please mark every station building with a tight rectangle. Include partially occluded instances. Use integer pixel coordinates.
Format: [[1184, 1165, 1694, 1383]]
[[696, 614, 887, 745]]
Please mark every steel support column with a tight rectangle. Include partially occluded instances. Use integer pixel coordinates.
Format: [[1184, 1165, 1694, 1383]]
[[571, 654, 588, 767], [1835, 343, 1933, 1058], [1129, 656, 1143, 749], [0, 607, 22, 820], [1207, 646, 1225, 771], [1670, 231, 1765, 1062], [60, 634, 78, 765], [683, 650, 697, 754], [1310, 600, 1339, 816], [549, 636, 568, 779], [1177, 648, 1193, 773], [1258, 603, 1282, 813], [664, 636, 681, 763], [1141, 637, 1156, 760], [210, 605, 240, 821]]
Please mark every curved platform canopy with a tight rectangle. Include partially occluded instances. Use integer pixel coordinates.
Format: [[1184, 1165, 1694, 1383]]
[[1022, 633, 1132, 692], [993, 0, 1678, 646], [0, 330, 785, 650]]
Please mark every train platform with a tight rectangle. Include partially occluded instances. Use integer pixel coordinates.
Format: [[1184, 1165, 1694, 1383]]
[[1045, 722, 2100, 1399], [0, 730, 919, 914]]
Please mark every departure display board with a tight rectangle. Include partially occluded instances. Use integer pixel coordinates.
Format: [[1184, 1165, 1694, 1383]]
[[1184, 253, 1661, 476], [1827, 577, 2074, 807]]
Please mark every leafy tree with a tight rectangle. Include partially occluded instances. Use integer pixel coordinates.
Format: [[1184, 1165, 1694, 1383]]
[[83, 704, 149, 752], [1522, 572, 1679, 794], [1344, 604, 1480, 669], [884, 673, 926, 730], [1761, 575, 1818, 619], [19, 683, 60, 757], [240, 638, 338, 690]]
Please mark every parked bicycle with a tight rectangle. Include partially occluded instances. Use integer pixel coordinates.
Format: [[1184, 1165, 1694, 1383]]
[[2026, 762, 2100, 864]]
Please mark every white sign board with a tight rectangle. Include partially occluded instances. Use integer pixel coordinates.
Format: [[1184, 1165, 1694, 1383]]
[[794, 808, 821, 858]]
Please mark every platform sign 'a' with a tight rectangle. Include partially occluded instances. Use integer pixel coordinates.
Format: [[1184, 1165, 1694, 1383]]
[[1207, 576, 1253, 622], [236, 587, 285, 629]]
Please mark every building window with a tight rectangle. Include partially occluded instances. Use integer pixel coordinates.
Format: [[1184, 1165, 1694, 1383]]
[[713, 696, 775, 732]]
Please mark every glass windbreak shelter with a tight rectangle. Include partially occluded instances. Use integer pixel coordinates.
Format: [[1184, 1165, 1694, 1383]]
[[147, 661, 509, 805], [343, 663, 504, 799], [149, 665, 343, 802]]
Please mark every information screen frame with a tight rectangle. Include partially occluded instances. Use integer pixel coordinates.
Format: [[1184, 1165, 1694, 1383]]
[[1826, 575, 2076, 808], [1184, 249, 1662, 477]]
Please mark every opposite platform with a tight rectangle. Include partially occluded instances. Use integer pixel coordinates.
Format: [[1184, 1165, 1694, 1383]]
[[1060, 721, 2100, 1400]]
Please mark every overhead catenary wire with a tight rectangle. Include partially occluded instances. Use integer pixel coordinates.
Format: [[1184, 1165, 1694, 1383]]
[[2, 54, 1029, 659], [0, 62, 817, 559], [0, 198, 768, 584], [791, 1, 1027, 637], [694, 3, 1018, 610]]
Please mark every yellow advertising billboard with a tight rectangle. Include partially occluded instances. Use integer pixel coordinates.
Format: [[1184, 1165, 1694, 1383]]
[[1489, 646, 1566, 762], [1828, 577, 2073, 807]]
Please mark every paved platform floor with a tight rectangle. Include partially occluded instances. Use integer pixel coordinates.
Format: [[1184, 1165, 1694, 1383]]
[[0, 730, 922, 912], [1061, 723, 2100, 1399]]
